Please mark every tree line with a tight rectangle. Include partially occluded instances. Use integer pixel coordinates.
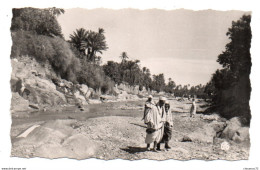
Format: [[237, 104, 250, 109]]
[[204, 15, 251, 126]]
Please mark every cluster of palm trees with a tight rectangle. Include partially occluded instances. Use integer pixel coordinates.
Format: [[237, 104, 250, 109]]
[[69, 28, 108, 63]]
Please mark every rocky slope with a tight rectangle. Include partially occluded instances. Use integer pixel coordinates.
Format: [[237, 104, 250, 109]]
[[10, 56, 142, 113]]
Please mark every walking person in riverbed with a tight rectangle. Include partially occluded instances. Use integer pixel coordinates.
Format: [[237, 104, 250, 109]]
[[144, 96, 164, 152], [190, 98, 197, 118]]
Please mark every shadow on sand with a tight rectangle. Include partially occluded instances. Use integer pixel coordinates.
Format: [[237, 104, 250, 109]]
[[121, 146, 148, 154]]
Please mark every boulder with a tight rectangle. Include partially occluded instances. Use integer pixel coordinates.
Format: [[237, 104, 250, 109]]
[[232, 127, 250, 143], [10, 77, 23, 93], [221, 117, 249, 143], [184, 121, 226, 143], [221, 117, 241, 139], [74, 91, 88, 105], [79, 84, 88, 95], [11, 92, 29, 112], [22, 84, 66, 106], [24, 77, 57, 91], [86, 88, 95, 98], [11, 57, 67, 107]]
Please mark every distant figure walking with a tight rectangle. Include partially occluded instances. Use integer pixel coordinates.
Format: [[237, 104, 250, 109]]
[[190, 98, 196, 118], [160, 100, 173, 150], [142, 95, 155, 123], [144, 96, 164, 152]]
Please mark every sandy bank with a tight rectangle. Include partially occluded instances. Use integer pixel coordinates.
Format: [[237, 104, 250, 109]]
[[11, 112, 249, 160]]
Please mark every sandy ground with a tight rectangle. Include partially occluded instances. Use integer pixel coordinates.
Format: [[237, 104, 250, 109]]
[[10, 99, 250, 160]]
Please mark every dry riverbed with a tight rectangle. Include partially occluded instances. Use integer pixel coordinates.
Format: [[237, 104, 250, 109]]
[[10, 99, 250, 160]]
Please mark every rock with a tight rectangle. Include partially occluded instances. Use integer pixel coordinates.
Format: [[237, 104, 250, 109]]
[[31, 70, 38, 76], [24, 77, 57, 90], [20, 82, 66, 106], [85, 88, 95, 99], [11, 57, 67, 107], [221, 117, 249, 143], [181, 135, 192, 142], [79, 84, 88, 95], [185, 121, 226, 143], [88, 99, 102, 104], [232, 127, 250, 143], [10, 77, 23, 93], [11, 92, 29, 112], [62, 134, 100, 159], [59, 82, 65, 87], [221, 117, 241, 139], [62, 80, 73, 89], [200, 114, 221, 122], [74, 91, 88, 105], [28, 104, 40, 110]]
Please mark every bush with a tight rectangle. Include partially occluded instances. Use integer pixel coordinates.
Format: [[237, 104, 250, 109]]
[[11, 31, 55, 62], [11, 30, 80, 83], [77, 60, 114, 93], [11, 8, 63, 37], [49, 36, 81, 82]]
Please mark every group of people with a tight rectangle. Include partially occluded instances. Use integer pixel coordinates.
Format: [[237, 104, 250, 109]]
[[142, 95, 196, 152], [142, 95, 173, 152]]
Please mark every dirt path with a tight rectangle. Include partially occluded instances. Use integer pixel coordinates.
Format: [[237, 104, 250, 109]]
[[10, 100, 249, 160]]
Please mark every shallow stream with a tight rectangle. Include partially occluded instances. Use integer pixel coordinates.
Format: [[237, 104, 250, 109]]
[[12, 101, 145, 126]]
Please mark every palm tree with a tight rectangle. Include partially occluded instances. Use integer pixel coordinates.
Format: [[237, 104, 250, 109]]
[[86, 28, 108, 62], [69, 28, 89, 55], [70, 28, 108, 62], [119, 52, 129, 63]]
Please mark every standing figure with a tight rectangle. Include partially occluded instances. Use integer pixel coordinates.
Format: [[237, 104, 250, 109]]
[[144, 100, 164, 152], [142, 95, 155, 123], [155, 96, 167, 151], [161, 100, 173, 150], [190, 98, 197, 118]]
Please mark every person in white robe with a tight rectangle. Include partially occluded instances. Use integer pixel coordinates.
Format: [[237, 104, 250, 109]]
[[155, 96, 167, 151], [144, 98, 164, 151], [190, 98, 197, 118], [142, 95, 155, 123]]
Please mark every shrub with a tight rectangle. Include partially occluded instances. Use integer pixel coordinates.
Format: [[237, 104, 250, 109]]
[[77, 60, 114, 93], [11, 31, 55, 62], [11, 8, 63, 37], [11, 30, 81, 83]]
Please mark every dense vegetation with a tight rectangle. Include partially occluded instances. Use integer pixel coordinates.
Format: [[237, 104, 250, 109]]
[[11, 8, 114, 93], [205, 15, 251, 126]]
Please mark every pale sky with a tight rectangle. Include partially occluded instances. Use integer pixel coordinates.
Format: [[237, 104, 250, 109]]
[[57, 8, 248, 86]]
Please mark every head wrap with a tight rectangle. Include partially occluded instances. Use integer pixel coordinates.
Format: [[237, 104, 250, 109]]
[[159, 96, 166, 101]]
